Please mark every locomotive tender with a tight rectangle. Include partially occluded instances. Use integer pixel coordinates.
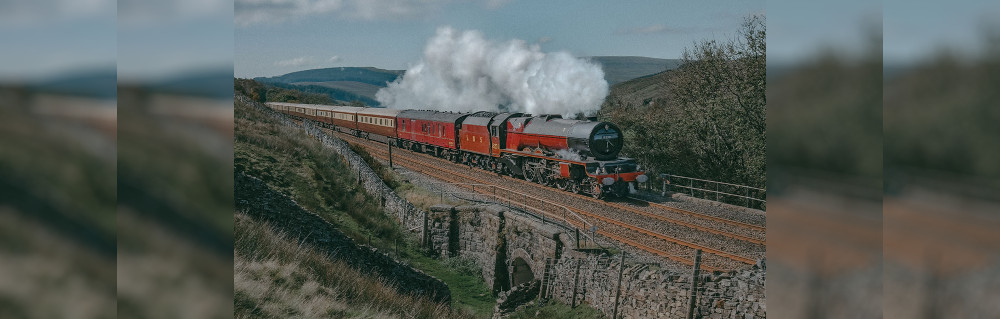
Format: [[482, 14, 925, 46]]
[[267, 102, 648, 199]]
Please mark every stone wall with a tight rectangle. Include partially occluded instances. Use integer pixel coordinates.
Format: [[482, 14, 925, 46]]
[[545, 250, 766, 319], [427, 205, 566, 295], [234, 172, 451, 302], [426, 203, 766, 319]]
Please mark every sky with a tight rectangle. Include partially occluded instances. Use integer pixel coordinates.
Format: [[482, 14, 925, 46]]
[[2, 0, 994, 82], [766, 0, 998, 65], [234, 0, 765, 78]]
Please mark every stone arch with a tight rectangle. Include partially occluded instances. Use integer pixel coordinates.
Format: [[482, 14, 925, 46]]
[[510, 248, 536, 287]]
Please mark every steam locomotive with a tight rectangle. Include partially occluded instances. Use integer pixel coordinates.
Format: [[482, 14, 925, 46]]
[[266, 102, 648, 199]]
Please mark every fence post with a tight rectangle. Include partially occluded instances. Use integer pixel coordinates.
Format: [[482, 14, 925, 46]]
[[575, 228, 580, 249], [388, 138, 393, 168], [571, 259, 582, 308], [662, 178, 666, 196], [612, 252, 626, 319], [745, 187, 749, 207], [689, 178, 694, 196], [686, 249, 702, 319], [422, 211, 429, 250]]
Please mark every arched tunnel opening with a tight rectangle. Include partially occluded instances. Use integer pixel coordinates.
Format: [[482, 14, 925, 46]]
[[511, 257, 535, 287]]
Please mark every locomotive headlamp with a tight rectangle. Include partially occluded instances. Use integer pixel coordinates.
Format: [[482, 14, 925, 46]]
[[602, 177, 615, 186], [636, 174, 649, 183]]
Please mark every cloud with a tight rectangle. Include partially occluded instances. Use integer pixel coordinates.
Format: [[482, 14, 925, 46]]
[[235, 0, 429, 26], [328, 55, 341, 62], [275, 56, 316, 67], [0, 0, 114, 26], [119, 0, 231, 26], [236, 0, 511, 26], [236, 0, 345, 26], [537, 36, 553, 44]]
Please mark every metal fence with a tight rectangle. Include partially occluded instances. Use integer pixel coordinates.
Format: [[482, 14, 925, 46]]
[[640, 173, 766, 210], [429, 182, 616, 251]]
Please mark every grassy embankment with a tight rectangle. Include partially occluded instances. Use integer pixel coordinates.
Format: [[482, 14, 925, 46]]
[[235, 96, 493, 318]]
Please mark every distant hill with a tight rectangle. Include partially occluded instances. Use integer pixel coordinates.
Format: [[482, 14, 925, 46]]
[[255, 67, 403, 86], [33, 68, 117, 99], [254, 67, 404, 106], [256, 58, 682, 106], [587, 56, 682, 85], [151, 67, 236, 99], [601, 69, 678, 110]]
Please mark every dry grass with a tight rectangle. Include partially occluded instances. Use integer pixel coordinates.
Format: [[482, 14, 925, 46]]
[[234, 212, 473, 319], [0, 209, 115, 319]]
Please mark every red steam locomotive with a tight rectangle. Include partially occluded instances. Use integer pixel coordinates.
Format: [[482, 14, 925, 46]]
[[267, 102, 648, 199]]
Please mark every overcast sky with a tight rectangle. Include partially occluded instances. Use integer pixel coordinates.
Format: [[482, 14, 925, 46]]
[[234, 0, 765, 78]]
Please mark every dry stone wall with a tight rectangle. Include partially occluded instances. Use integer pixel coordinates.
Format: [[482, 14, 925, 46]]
[[545, 250, 766, 319], [427, 204, 766, 319]]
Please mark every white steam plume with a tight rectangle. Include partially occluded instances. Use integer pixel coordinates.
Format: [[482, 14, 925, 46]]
[[376, 27, 609, 117], [554, 149, 583, 161]]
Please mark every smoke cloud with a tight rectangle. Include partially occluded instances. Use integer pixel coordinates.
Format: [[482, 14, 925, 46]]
[[376, 27, 609, 117]]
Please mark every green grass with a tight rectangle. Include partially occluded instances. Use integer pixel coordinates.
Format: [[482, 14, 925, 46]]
[[407, 253, 495, 316], [235, 94, 496, 318], [507, 300, 606, 319]]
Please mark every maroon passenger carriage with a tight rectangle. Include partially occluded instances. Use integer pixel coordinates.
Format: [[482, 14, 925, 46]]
[[396, 110, 468, 161]]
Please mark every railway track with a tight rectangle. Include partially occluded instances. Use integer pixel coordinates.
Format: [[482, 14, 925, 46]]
[[345, 136, 733, 270], [335, 128, 764, 242], [321, 126, 759, 270], [627, 198, 766, 232]]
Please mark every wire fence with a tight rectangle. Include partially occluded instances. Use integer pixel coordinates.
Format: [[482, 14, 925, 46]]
[[428, 182, 618, 251], [639, 172, 766, 210]]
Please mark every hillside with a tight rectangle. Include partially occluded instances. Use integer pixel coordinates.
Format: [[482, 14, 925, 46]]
[[255, 57, 680, 105], [601, 69, 678, 111], [254, 67, 403, 106], [587, 56, 682, 85], [255, 67, 404, 85], [234, 95, 495, 318]]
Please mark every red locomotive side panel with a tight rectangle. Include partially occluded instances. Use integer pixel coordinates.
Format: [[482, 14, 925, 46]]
[[396, 117, 417, 143], [511, 132, 570, 152], [504, 119, 524, 151], [407, 119, 454, 149], [458, 119, 491, 155], [397, 110, 469, 150]]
